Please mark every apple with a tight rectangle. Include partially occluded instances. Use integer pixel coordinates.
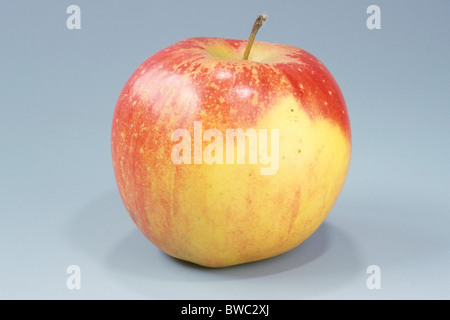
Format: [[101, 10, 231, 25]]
[[111, 15, 351, 268]]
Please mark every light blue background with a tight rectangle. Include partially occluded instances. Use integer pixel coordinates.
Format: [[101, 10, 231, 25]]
[[0, 0, 449, 299]]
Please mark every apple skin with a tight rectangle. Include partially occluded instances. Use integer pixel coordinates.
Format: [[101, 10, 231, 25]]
[[111, 37, 351, 268]]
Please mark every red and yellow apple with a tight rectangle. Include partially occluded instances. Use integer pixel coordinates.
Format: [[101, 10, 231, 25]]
[[111, 19, 351, 268]]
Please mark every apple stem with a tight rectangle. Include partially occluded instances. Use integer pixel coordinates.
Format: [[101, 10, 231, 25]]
[[243, 14, 268, 60]]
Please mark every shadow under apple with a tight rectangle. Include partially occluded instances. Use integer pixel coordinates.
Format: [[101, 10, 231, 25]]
[[65, 189, 362, 298], [106, 221, 331, 279]]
